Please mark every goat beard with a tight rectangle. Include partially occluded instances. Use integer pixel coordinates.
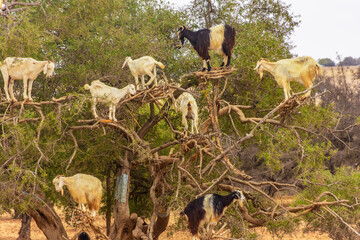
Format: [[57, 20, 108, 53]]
[[179, 37, 185, 46]]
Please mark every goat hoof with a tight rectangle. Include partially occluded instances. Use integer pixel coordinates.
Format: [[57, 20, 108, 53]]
[[220, 63, 225, 67], [207, 68, 212, 72], [201, 68, 207, 72]]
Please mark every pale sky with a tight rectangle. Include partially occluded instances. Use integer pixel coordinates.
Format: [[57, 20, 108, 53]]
[[168, 0, 360, 62]]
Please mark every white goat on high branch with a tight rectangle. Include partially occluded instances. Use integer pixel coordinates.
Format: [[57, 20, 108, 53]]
[[177, 92, 199, 134], [122, 56, 165, 90], [84, 80, 136, 121], [53, 173, 102, 217], [0, 57, 55, 102], [254, 56, 323, 100]]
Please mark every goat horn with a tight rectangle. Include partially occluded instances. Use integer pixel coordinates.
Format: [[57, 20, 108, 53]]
[[51, 56, 54, 62]]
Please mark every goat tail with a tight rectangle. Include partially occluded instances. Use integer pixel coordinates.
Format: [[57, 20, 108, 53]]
[[84, 84, 90, 90], [316, 63, 323, 76], [155, 61, 165, 69]]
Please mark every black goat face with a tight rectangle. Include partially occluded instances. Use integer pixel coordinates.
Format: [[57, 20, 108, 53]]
[[233, 190, 245, 200], [177, 26, 186, 45]]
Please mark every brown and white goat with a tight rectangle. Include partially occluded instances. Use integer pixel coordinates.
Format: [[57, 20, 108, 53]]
[[122, 56, 165, 90], [177, 92, 199, 134], [84, 80, 136, 121], [53, 173, 102, 217], [0, 57, 55, 102], [254, 56, 322, 100]]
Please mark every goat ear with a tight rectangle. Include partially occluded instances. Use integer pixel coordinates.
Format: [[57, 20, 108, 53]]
[[254, 61, 261, 70], [43, 63, 48, 75], [122, 59, 128, 69], [58, 178, 64, 195], [178, 26, 184, 32]]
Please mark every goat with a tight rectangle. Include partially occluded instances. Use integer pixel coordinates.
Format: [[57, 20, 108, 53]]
[[177, 92, 199, 134], [53, 174, 102, 217], [78, 232, 90, 240], [84, 80, 136, 121], [177, 24, 236, 72], [122, 56, 165, 90], [181, 190, 245, 240], [254, 56, 323, 100], [0, 57, 55, 102]]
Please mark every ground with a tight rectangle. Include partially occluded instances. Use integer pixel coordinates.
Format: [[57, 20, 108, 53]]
[[0, 209, 331, 240]]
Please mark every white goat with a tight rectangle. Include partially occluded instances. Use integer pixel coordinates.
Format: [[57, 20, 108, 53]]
[[84, 80, 136, 121], [254, 56, 323, 100], [122, 56, 165, 90], [177, 92, 199, 134], [53, 173, 102, 217], [0, 57, 55, 102]]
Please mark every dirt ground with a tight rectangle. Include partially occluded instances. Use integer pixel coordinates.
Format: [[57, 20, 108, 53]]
[[0, 209, 332, 240]]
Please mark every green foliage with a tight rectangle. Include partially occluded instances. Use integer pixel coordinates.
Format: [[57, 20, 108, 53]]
[[296, 167, 360, 238], [318, 58, 335, 67], [0, 1, 355, 239]]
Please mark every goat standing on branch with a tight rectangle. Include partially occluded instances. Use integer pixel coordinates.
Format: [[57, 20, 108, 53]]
[[177, 24, 236, 72], [0, 57, 55, 102], [122, 56, 165, 90], [84, 80, 136, 121], [254, 56, 323, 100], [181, 190, 245, 240], [177, 92, 199, 134], [53, 174, 102, 217]]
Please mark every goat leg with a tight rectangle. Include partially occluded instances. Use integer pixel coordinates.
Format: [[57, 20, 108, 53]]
[[22, 77, 29, 101], [28, 79, 34, 101], [9, 78, 18, 102]]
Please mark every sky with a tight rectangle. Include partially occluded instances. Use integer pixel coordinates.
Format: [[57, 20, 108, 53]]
[[167, 0, 360, 62]]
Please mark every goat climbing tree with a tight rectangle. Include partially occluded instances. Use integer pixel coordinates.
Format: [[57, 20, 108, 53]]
[[2, 65, 360, 240], [2, 0, 360, 239]]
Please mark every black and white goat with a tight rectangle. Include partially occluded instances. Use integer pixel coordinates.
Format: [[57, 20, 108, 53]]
[[177, 24, 236, 72], [181, 190, 245, 240]]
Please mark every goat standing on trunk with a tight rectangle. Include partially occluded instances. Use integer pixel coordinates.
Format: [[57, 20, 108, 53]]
[[177, 92, 199, 134], [254, 56, 323, 100], [177, 24, 236, 72], [0, 57, 55, 102]]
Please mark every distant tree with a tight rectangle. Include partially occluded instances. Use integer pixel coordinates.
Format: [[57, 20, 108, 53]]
[[318, 58, 335, 67], [339, 56, 358, 66], [357, 57, 360, 65]]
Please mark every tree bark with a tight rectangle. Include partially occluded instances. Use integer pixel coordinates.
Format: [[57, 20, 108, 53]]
[[152, 211, 170, 240], [26, 193, 68, 240], [17, 214, 31, 240], [106, 171, 112, 236], [109, 152, 132, 240]]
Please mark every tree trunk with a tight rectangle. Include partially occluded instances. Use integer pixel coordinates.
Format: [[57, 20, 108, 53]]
[[106, 169, 112, 236], [109, 152, 132, 240], [17, 214, 31, 240], [26, 193, 68, 240], [13, 209, 22, 219], [152, 211, 170, 240]]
